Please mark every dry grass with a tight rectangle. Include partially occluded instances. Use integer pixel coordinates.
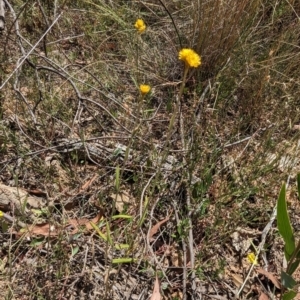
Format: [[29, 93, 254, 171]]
[[0, 0, 300, 299]]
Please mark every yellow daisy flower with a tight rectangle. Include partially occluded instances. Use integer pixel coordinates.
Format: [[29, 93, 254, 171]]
[[179, 48, 201, 68], [139, 84, 151, 94], [134, 19, 146, 33]]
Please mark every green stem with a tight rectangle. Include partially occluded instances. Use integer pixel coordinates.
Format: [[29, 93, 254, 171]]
[[165, 65, 189, 150], [178, 65, 189, 102], [155, 65, 190, 176]]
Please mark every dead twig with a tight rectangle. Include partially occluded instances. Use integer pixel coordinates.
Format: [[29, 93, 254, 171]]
[[0, 11, 63, 89], [2, 212, 26, 228]]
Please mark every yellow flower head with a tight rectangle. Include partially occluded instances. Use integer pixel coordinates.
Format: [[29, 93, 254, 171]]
[[247, 252, 258, 265], [179, 48, 201, 68], [0, 210, 3, 218], [139, 84, 151, 95], [134, 19, 146, 33]]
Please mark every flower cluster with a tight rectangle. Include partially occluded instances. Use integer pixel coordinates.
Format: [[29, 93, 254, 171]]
[[134, 19, 150, 94], [134, 19, 146, 34], [179, 48, 201, 68], [134, 18, 202, 95]]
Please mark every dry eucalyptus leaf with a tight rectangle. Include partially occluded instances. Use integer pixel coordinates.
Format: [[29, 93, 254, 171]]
[[110, 191, 132, 212], [150, 276, 161, 300], [231, 273, 243, 288], [0, 183, 45, 214], [68, 213, 103, 233], [20, 223, 58, 237], [149, 216, 170, 241], [20, 213, 103, 237], [256, 267, 281, 289]]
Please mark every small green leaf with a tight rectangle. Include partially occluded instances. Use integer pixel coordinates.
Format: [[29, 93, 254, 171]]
[[30, 237, 44, 247], [282, 289, 297, 300], [113, 148, 123, 157], [277, 183, 295, 259], [112, 258, 136, 264], [71, 233, 82, 241], [281, 271, 297, 290], [31, 208, 49, 216], [71, 245, 79, 257]]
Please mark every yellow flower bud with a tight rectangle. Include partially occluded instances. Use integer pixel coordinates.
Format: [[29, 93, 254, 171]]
[[134, 19, 146, 33], [139, 84, 151, 95]]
